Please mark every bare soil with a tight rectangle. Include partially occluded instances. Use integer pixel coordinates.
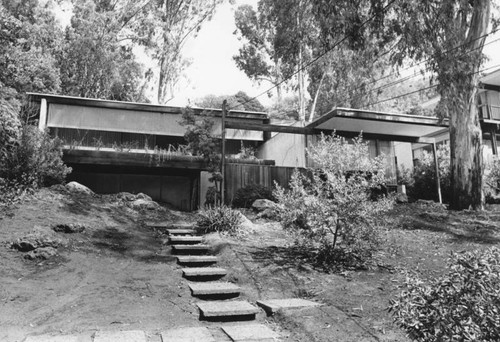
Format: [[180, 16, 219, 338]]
[[1, 188, 500, 342]]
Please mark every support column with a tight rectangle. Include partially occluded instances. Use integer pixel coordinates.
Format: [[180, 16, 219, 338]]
[[432, 142, 443, 204], [38, 98, 47, 130], [490, 127, 498, 155]]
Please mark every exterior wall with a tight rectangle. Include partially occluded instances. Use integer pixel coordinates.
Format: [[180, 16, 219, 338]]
[[68, 165, 198, 211], [256, 132, 306, 167], [394, 142, 414, 170]]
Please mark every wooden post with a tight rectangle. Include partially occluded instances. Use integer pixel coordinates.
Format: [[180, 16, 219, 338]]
[[432, 142, 443, 204], [221, 100, 227, 205]]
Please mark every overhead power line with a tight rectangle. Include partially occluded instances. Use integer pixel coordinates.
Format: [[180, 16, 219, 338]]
[[364, 63, 500, 108], [227, 0, 398, 111], [358, 34, 500, 98]]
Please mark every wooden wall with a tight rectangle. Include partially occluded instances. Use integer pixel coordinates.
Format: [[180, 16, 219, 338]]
[[225, 163, 300, 203]]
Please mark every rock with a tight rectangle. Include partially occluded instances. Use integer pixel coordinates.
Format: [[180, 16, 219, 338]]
[[66, 181, 94, 195], [135, 192, 152, 201], [53, 223, 86, 234], [235, 210, 254, 231], [24, 247, 57, 260], [11, 232, 61, 252], [116, 192, 136, 201], [257, 208, 276, 219], [251, 199, 276, 212], [130, 198, 159, 210], [395, 193, 408, 204]]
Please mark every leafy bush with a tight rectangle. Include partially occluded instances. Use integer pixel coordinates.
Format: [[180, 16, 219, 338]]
[[403, 144, 451, 203], [0, 126, 71, 187], [389, 248, 500, 342], [0, 94, 21, 165], [232, 184, 275, 208], [485, 157, 500, 203], [197, 205, 243, 235], [274, 133, 392, 265]]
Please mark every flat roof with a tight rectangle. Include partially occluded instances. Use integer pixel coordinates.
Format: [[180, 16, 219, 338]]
[[481, 67, 500, 87], [307, 107, 448, 143], [27, 92, 269, 120]]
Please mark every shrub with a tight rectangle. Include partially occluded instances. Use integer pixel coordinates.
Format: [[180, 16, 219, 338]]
[[0, 95, 21, 165], [274, 133, 392, 265], [389, 248, 500, 342], [0, 126, 71, 187], [197, 205, 243, 235], [232, 184, 275, 208], [404, 144, 451, 203]]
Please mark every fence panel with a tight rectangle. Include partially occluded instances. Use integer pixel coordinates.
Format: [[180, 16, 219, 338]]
[[225, 163, 301, 203]]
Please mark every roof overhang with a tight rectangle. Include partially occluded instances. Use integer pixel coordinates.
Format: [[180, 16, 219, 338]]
[[481, 67, 500, 88], [26, 92, 269, 120], [307, 107, 448, 143]]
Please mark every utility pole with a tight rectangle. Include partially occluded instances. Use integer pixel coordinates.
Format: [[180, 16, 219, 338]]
[[221, 100, 227, 205]]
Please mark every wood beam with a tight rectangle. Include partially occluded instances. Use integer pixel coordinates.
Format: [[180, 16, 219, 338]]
[[225, 121, 315, 134]]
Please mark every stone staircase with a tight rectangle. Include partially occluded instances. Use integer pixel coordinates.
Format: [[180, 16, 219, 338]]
[[24, 221, 321, 341]]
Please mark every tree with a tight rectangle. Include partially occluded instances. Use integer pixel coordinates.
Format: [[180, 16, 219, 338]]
[[58, 0, 147, 101], [313, 0, 494, 210], [194, 91, 265, 112], [126, 0, 224, 103]]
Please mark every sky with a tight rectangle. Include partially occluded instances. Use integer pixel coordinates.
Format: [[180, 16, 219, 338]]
[[52, 0, 500, 107], [167, 0, 269, 107]]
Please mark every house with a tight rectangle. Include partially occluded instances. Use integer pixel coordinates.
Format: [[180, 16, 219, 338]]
[[29, 90, 458, 208], [28, 93, 271, 210], [412, 67, 500, 163]]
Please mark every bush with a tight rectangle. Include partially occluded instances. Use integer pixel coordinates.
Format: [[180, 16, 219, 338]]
[[0, 95, 21, 165], [389, 248, 500, 342], [0, 126, 71, 187], [403, 144, 451, 203], [232, 184, 275, 208], [274, 133, 392, 265], [197, 205, 243, 235]]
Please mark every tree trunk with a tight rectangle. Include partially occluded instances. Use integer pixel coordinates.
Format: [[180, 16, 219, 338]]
[[309, 71, 326, 123], [448, 0, 490, 210]]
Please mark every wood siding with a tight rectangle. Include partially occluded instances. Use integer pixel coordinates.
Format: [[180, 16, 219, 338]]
[[225, 163, 300, 203]]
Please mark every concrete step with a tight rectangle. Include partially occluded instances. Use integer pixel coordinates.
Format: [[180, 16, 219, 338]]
[[256, 298, 323, 315], [177, 255, 218, 266], [188, 282, 240, 297], [170, 236, 203, 244], [182, 267, 227, 279], [222, 324, 280, 342], [167, 228, 196, 235], [161, 327, 215, 342], [197, 300, 260, 321], [93, 330, 147, 342], [172, 244, 211, 255]]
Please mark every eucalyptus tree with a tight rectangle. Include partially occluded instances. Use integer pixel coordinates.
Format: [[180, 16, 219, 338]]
[[313, 0, 495, 209]]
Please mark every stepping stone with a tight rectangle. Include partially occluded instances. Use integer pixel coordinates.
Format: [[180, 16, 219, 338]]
[[222, 324, 280, 342], [189, 282, 240, 296], [182, 267, 227, 278], [161, 327, 215, 342], [24, 335, 81, 342], [167, 228, 196, 235], [197, 300, 259, 319], [170, 236, 203, 244], [93, 330, 147, 342], [177, 255, 218, 266], [148, 222, 195, 229], [172, 244, 211, 254], [256, 298, 322, 315]]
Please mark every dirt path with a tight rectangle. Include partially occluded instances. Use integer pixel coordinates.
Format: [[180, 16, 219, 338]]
[[2, 188, 500, 341]]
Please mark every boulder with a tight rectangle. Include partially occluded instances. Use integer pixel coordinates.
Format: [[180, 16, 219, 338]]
[[257, 208, 276, 219], [66, 182, 94, 195], [251, 199, 276, 212], [235, 210, 255, 231], [24, 247, 58, 260], [395, 193, 408, 204], [135, 192, 152, 201], [53, 223, 86, 234], [130, 198, 159, 210], [11, 232, 61, 252]]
